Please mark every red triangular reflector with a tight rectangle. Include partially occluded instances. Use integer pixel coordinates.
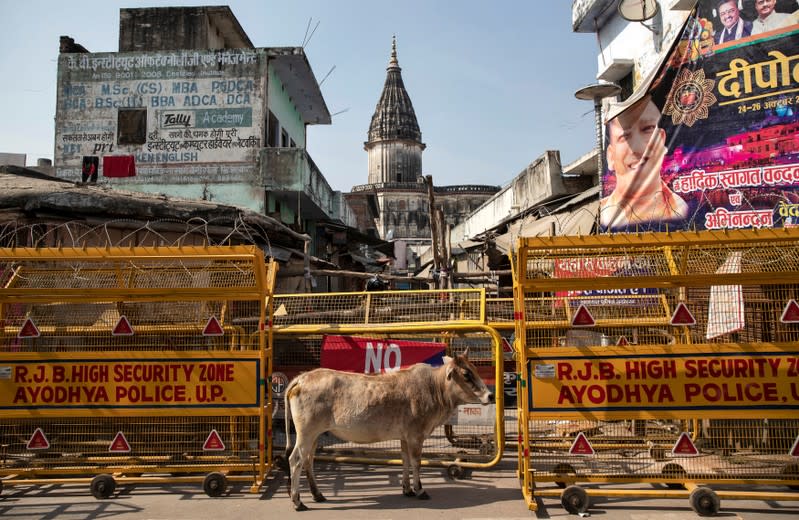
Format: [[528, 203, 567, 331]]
[[571, 305, 596, 327], [18, 318, 40, 338], [109, 431, 131, 452], [27, 428, 50, 450], [671, 432, 699, 456], [569, 432, 595, 455], [112, 315, 134, 336], [203, 429, 226, 451], [501, 337, 513, 353], [790, 435, 799, 457], [781, 300, 799, 323], [670, 303, 696, 326], [202, 316, 224, 336], [617, 336, 629, 346]]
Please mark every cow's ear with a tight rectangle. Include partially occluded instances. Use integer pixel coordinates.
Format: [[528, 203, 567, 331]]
[[443, 355, 454, 379]]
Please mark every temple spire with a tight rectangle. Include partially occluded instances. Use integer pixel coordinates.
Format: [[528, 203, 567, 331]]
[[365, 36, 425, 185], [389, 35, 398, 68]]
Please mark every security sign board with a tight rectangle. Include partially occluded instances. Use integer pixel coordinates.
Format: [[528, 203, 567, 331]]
[[0, 350, 261, 418], [321, 335, 446, 374], [528, 342, 799, 420]]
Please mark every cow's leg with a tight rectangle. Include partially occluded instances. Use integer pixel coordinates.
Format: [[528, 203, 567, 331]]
[[305, 439, 326, 502], [400, 439, 414, 497], [289, 433, 313, 511], [408, 438, 429, 499]]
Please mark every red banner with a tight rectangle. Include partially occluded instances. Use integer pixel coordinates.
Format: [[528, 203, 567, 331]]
[[320, 335, 446, 374]]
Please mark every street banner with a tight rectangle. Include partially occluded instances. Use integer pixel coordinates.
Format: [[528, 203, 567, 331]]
[[601, 0, 799, 232]]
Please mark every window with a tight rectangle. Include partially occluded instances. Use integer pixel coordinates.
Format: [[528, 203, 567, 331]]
[[617, 71, 634, 102], [267, 110, 280, 147], [117, 109, 147, 145], [281, 129, 289, 147]]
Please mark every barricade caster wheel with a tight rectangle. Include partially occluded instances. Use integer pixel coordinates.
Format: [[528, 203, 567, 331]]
[[561, 485, 589, 515], [90, 474, 116, 499], [203, 472, 227, 497], [689, 486, 720, 516], [446, 464, 464, 480], [782, 463, 799, 490], [553, 463, 577, 489], [661, 462, 687, 490]]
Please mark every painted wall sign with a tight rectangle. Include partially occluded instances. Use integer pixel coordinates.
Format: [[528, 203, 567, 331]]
[[55, 49, 265, 181], [0, 351, 261, 417], [527, 343, 799, 419]]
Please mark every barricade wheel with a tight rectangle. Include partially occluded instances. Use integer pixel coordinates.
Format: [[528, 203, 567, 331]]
[[553, 463, 577, 488], [203, 472, 227, 497], [782, 463, 799, 490], [689, 486, 720, 516], [662, 462, 687, 490], [446, 464, 464, 480], [90, 474, 116, 499], [561, 485, 589, 515]]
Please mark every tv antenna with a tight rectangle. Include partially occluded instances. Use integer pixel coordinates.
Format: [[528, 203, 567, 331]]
[[302, 17, 320, 48], [319, 65, 336, 86]]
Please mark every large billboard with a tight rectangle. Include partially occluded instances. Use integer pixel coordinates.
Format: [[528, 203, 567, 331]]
[[600, 0, 799, 232]]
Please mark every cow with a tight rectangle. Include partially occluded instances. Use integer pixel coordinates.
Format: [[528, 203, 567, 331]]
[[283, 349, 493, 511]]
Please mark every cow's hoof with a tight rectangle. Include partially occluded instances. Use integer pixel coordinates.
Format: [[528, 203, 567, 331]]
[[403, 490, 416, 497], [417, 490, 430, 500], [294, 502, 309, 512], [312, 493, 327, 503]]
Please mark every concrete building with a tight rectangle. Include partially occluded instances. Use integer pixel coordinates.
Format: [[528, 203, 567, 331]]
[[571, 0, 696, 102], [444, 150, 598, 295], [0, 153, 27, 167], [346, 39, 500, 273], [53, 6, 365, 282]]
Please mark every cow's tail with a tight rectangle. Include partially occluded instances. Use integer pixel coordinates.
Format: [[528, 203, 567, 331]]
[[282, 376, 300, 473]]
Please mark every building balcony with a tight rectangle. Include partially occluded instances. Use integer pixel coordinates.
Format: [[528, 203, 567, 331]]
[[259, 147, 355, 226]]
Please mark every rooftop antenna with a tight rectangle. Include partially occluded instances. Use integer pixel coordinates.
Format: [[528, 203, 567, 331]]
[[302, 18, 312, 46], [302, 18, 320, 48], [319, 65, 336, 86]]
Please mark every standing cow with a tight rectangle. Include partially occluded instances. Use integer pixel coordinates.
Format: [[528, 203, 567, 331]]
[[284, 349, 493, 511]]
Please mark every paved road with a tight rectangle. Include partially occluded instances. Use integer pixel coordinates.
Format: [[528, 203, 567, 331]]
[[1, 457, 798, 519]]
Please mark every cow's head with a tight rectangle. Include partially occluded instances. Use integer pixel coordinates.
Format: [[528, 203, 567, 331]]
[[443, 348, 494, 405]]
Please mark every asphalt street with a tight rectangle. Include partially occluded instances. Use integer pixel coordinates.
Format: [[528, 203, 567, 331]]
[[1, 456, 798, 519]]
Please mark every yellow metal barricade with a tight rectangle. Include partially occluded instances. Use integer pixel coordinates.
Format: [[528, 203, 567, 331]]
[[513, 229, 799, 515], [486, 297, 520, 450], [0, 246, 276, 498], [271, 289, 505, 478]]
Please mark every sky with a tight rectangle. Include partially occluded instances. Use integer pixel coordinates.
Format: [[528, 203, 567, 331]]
[[0, 0, 600, 192]]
